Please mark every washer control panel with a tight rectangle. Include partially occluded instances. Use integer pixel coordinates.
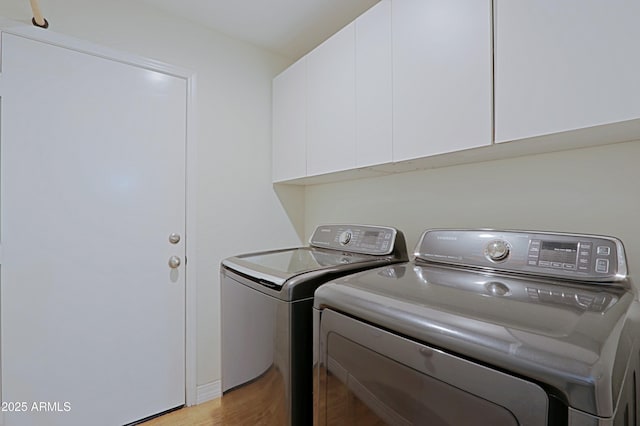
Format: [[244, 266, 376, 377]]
[[416, 229, 628, 283], [310, 225, 398, 255], [526, 239, 616, 274]]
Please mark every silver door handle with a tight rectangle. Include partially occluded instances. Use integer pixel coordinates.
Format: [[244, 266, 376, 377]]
[[168, 256, 181, 269]]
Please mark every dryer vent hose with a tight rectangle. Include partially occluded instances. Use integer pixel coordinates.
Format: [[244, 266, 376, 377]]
[[29, 0, 49, 28]]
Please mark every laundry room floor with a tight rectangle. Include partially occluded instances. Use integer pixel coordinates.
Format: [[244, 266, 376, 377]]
[[141, 367, 284, 425]]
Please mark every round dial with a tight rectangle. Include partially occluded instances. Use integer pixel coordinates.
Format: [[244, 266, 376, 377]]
[[485, 240, 510, 262], [339, 231, 352, 245]]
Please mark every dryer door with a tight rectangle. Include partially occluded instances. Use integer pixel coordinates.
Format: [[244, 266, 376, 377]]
[[314, 309, 549, 425]]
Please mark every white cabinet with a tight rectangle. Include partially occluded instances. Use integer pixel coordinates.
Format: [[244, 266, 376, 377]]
[[306, 0, 393, 176], [495, 0, 640, 143], [392, 0, 493, 162], [272, 0, 492, 182], [356, 0, 393, 168], [272, 57, 307, 182], [272, 0, 392, 181], [306, 22, 356, 176]]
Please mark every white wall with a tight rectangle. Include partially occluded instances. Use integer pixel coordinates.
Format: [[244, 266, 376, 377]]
[[304, 140, 640, 287], [0, 0, 304, 390]]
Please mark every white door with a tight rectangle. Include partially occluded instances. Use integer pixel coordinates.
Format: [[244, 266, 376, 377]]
[[0, 33, 186, 425]]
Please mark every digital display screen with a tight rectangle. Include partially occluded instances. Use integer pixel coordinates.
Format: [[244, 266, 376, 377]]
[[539, 241, 578, 264], [362, 231, 381, 244]]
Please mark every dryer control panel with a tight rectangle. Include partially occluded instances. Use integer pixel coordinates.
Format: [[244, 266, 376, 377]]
[[415, 229, 628, 283], [310, 224, 398, 256]]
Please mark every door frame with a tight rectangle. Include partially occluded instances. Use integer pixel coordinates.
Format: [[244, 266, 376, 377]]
[[0, 18, 199, 408]]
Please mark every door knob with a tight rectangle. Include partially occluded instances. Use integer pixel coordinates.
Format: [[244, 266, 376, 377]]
[[168, 256, 181, 269]]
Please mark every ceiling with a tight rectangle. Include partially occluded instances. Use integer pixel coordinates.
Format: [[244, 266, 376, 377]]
[[136, 0, 380, 60]]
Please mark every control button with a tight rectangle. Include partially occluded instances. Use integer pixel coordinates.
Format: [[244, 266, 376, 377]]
[[595, 258, 610, 273], [580, 243, 592, 250], [528, 260, 537, 266], [597, 246, 611, 256], [551, 262, 562, 268], [526, 287, 539, 299], [530, 247, 539, 253], [578, 266, 589, 272], [580, 251, 590, 257], [564, 264, 576, 270], [338, 231, 352, 245], [539, 261, 550, 267], [579, 258, 589, 264], [485, 240, 510, 262]]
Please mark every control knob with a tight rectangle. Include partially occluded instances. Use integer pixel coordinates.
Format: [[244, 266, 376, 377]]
[[485, 240, 510, 262], [339, 231, 352, 246]]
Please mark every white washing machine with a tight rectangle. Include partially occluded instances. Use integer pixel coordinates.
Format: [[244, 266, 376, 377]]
[[221, 224, 407, 425], [314, 229, 640, 425]]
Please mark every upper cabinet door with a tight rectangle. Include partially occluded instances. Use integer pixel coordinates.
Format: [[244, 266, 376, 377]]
[[306, 22, 356, 177], [392, 0, 493, 162], [495, 0, 640, 143], [272, 57, 307, 182], [356, 0, 393, 168]]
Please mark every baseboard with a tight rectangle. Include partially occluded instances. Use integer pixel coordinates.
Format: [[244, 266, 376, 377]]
[[196, 381, 222, 405]]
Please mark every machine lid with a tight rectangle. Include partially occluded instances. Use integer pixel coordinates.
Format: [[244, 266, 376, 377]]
[[222, 224, 408, 290], [314, 262, 637, 418], [223, 247, 374, 287]]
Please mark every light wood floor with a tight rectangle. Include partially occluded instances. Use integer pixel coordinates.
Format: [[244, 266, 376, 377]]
[[140, 367, 286, 425], [139, 398, 227, 426], [139, 366, 387, 426]]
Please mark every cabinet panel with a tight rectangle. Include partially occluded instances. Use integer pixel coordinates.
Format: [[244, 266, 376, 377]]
[[272, 57, 307, 182], [495, 0, 640, 143], [306, 23, 356, 176], [392, 0, 492, 161], [356, 0, 392, 167]]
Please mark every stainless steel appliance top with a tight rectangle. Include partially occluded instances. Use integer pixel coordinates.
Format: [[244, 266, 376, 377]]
[[314, 229, 637, 418], [221, 224, 407, 300], [415, 229, 628, 285]]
